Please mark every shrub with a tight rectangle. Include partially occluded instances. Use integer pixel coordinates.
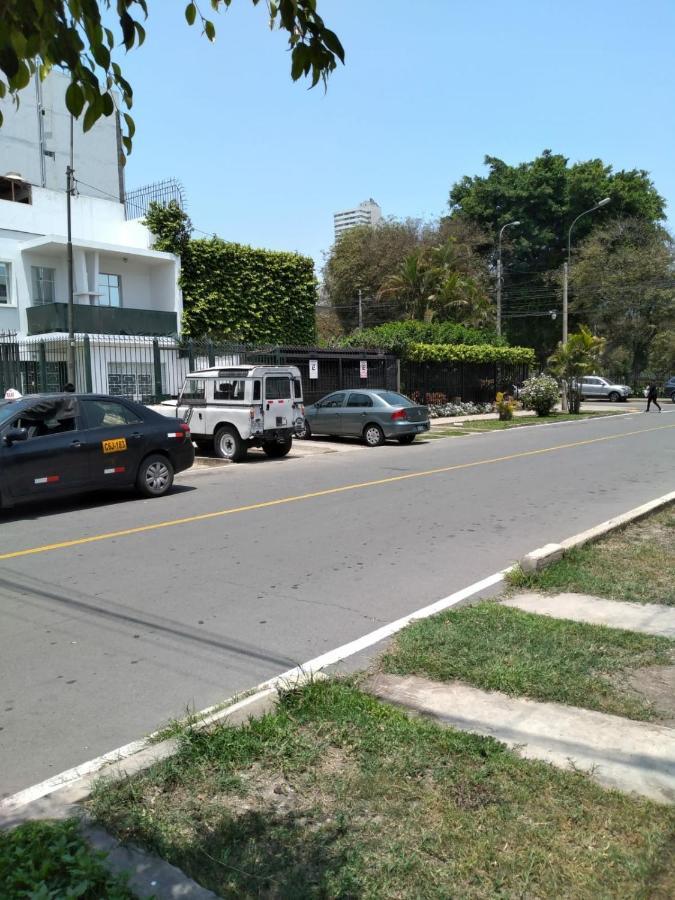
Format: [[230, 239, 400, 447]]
[[520, 374, 559, 416], [495, 391, 516, 420], [407, 343, 536, 365], [338, 320, 507, 354]]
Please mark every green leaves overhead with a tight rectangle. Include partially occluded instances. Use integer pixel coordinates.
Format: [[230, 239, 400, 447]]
[[407, 343, 536, 365], [1, 1, 343, 155]]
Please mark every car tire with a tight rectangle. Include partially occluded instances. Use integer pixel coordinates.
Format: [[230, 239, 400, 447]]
[[262, 438, 293, 458], [670, 393, 675, 404], [136, 454, 174, 498], [363, 423, 385, 447], [608, 392, 620, 402], [297, 420, 312, 439], [214, 426, 247, 462], [398, 434, 416, 445]]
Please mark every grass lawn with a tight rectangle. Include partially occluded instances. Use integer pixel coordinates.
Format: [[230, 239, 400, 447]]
[[89, 680, 675, 899], [508, 506, 675, 605], [381, 602, 674, 720], [429, 411, 622, 436], [0, 818, 134, 899]]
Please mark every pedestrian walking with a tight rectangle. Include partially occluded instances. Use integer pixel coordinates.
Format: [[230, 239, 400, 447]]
[[645, 382, 661, 412]]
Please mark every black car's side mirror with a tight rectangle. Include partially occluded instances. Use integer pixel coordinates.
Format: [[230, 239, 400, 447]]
[[4, 427, 28, 446]]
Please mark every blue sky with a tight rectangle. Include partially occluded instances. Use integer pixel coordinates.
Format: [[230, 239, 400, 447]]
[[121, 0, 675, 272]]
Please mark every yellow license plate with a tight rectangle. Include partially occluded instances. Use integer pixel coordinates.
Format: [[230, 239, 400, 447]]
[[102, 438, 127, 454]]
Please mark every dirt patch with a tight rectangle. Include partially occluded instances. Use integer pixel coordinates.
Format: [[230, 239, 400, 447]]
[[618, 665, 675, 726]]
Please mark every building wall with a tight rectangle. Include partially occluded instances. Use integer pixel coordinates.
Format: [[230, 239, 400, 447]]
[[333, 199, 382, 240], [0, 72, 123, 203]]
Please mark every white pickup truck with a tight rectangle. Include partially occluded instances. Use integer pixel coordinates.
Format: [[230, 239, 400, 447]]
[[154, 365, 305, 461]]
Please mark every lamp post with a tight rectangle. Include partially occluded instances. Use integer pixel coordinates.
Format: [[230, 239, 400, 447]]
[[562, 197, 610, 345], [66, 114, 76, 386], [496, 220, 520, 336]]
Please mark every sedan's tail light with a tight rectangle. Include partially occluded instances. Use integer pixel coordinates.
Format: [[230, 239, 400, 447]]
[[391, 408, 408, 421], [168, 422, 191, 441]]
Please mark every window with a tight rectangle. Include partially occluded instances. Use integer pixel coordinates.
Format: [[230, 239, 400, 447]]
[[376, 391, 414, 407], [81, 399, 141, 429], [293, 378, 303, 400], [97, 273, 121, 307], [0, 176, 31, 204], [265, 376, 291, 400], [214, 378, 246, 401], [31, 266, 56, 305], [347, 393, 373, 408], [320, 392, 346, 408], [10, 399, 77, 438], [253, 380, 261, 401], [180, 378, 206, 401], [0, 262, 11, 305]]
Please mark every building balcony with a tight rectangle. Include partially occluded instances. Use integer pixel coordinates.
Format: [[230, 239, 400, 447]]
[[26, 303, 178, 337]]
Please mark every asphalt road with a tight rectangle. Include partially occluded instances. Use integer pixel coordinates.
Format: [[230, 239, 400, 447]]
[[1, 409, 674, 799]]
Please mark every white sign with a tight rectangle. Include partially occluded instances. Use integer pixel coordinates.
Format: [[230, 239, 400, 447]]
[[309, 359, 319, 380], [359, 360, 368, 379]]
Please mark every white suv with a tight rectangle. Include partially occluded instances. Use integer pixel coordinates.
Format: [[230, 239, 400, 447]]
[[156, 365, 305, 461], [579, 376, 631, 402]]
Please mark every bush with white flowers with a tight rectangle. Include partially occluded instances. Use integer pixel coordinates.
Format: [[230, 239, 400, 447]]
[[427, 401, 494, 418], [519, 374, 559, 417]]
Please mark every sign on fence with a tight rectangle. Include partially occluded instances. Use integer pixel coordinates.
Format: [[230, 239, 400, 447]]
[[309, 359, 319, 379], [359, 360, 368, 379]]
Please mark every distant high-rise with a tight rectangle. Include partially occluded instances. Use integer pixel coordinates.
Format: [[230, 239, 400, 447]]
[[333, 198, 382, 241]]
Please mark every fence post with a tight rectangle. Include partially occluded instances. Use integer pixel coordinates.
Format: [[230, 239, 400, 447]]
[[396, 358, 401, 392], [83, 334, 93, 393], [338, 357, 343, 390], [152, 338, 162, 401], [187, 338, 194, 373], [207, 339, 215, 368], [38, 341, 48, 393]]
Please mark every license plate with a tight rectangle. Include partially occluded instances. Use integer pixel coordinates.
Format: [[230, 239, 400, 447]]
[[416, 424, 426, 432], [102, 438, 127, 453]]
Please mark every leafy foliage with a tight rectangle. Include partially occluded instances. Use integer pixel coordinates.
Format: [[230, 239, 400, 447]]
[[144, 200, 193, 256], [338, 320, 506, 355], [0, 1, 343, 151], [548, 325, 605, 380], [519, 373, 559, 416], [0, 818, 133, 899], [181, 238, 317, 342], [407, 343, 536, 365], [648, 331, 675, 375], [570, 219, 675, 379]]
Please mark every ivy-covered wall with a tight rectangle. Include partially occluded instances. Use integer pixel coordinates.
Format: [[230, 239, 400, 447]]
[[181, 238, 317, 343]]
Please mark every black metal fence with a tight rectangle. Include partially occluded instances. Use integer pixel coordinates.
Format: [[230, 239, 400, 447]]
[[1, 334, 531, 406], [401, 360, 531, 405]]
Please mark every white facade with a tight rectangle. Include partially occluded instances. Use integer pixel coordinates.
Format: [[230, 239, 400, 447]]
[[0, 185, 182, 339], [333, 198, 382, 241]]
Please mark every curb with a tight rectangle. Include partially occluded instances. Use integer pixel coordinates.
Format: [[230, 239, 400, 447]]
[[520, 490, 675, 573]]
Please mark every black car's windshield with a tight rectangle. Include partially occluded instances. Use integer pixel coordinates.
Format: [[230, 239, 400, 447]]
[[0, 400, 21, 427], [375, 391, 416, 407]]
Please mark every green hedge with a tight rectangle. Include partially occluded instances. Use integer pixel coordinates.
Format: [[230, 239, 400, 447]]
[[338, 320, 506, 355], [407, 342, 536, 365], [181, 238, 317, 343]]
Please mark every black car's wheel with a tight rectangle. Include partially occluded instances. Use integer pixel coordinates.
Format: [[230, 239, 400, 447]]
[[398, 434, 416, 445], [263, 438, 293, 458], [363, 423, 385, 447], [137, 454, 174, 498], [297, 420, 312, 439], [608, 391, 620, 402], [670, 392, 675, 404], [214, 426, 247, 461]]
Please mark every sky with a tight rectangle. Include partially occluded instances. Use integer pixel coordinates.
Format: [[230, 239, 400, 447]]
[[120, 0, 675, 274]]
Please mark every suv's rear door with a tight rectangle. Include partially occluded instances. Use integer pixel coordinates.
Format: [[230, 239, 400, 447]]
[[263, 375, 293, 430]]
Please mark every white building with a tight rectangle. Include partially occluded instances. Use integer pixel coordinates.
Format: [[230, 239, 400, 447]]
[[333, 198, 382, 241]]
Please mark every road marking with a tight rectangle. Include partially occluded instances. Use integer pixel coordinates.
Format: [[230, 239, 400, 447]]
[[1, 422, 673, 562], [0, 569, 506, 812]]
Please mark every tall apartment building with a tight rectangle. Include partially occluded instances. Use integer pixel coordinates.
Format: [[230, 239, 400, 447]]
[[333, 198, 382, 241]]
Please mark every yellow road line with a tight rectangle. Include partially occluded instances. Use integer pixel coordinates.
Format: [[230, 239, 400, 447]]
[[1, 422, 673, 562]]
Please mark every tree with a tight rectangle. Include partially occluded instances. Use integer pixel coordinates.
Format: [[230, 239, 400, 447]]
[[323, 220, 424, 331], [648, 331, 675, 375], [377, 251, 436, 321], [0, 1, 343, 153], [570, 219, 675, 380], [548, 325, 606, 412], [447, 151, 666, 358], [144, 200, 193, 256]]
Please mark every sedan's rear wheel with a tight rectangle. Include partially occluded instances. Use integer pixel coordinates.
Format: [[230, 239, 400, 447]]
[[297, 420, 312, 439], [363, 423, 385, 447], [608, 391, 620, 402], [137, 454, 174, 498], [214, 426, 246, 462], [670, 392, 675, 404], [398, 434, 416, 445]]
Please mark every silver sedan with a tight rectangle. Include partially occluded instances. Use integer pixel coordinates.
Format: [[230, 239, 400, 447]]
[[300, 389, 430, 446]]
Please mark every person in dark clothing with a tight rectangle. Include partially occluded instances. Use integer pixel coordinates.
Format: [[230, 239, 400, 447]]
[[645, 382, 661, 412], [62, 382, 76, 393]]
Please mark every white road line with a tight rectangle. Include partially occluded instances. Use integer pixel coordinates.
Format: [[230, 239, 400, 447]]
[[0, 570, 506, 812]]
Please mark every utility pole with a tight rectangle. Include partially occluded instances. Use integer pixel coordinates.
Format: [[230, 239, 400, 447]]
[[496, 220, 520, 337], [358, 287, 363, 329], [562, 261, 568, 345], [66, 115, 76, 386]]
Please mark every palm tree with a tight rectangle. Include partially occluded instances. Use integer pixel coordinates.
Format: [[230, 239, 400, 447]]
[[377, 252, 437, 321], [548, 325, 606, 412]]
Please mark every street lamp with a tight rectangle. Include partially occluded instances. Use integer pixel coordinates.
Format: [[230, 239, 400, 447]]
[[496, 220, 520, 336], [562, 197, 610, 344]]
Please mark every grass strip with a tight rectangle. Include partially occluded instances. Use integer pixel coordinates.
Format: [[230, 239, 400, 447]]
[[89, 680, 674, 899], [382, 602, 673, 720], [508, 506, 675, 605], [0, 818, 134, 899]]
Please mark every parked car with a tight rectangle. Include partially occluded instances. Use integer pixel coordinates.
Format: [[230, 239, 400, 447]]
[[153, 365, 305, 462], [300, 389, 430, 446], [664, 376, 675, 403], [578, 376, 631, 402], [0, 393, 194, 509]]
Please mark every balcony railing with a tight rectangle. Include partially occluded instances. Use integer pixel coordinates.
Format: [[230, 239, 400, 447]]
[[26, 302, 178, 337]]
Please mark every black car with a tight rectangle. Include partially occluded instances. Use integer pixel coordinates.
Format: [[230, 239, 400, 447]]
[[664, 376, 675, 403], [0, 393, 194, 509]]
